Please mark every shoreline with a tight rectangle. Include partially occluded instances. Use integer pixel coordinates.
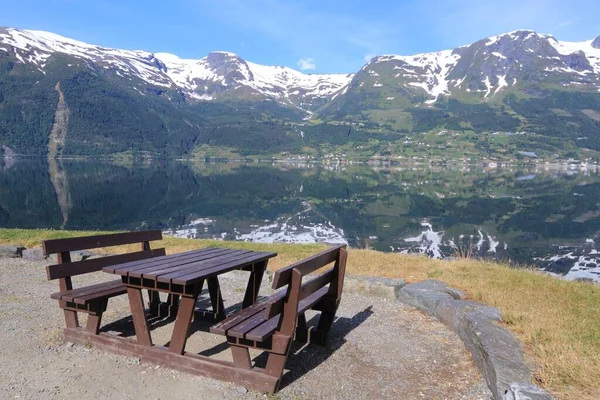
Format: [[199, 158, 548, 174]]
[[4, 154, 599, 169]]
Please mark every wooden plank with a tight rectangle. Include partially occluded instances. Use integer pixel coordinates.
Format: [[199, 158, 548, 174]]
[[105, 247, 228, 274], [51, 280, 123, 302], [155, 250, 254, 285], [171, 252, 276, 285], [211, 292, 287, 338], [42, 230, 163, 255], [75, 284, 127, 305], [63, 329, 279, 393], [266, 268, 334, 319], [271, 245, 344, 289], [210, 303, 265, 335], [299, 268, 335, 300], [47, 248, 166, 280], [104, 247, 220, 274], [245, 316, 280, 342], [154, 250, 256, 283], [228, 311, 269, 339], [129, 249, 236, 278], [247, 286, 329, 342]]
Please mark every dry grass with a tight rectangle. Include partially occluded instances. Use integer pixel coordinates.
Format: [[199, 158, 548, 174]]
[[1, 229, 599, 399]]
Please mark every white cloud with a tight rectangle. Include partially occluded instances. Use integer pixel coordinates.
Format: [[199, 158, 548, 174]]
[[297, 57, 316, 71], [558, 19, 576, 27]]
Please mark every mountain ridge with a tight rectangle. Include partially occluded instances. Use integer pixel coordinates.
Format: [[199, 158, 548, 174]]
[[0, 26, 599, 160]]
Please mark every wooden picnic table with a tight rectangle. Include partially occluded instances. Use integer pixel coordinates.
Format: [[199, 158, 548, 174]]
[[102, 247, 277, 355], [45, 232, 347, 393]]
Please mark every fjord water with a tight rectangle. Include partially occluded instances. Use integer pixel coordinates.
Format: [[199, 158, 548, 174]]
[[1, 160, 599, 281]]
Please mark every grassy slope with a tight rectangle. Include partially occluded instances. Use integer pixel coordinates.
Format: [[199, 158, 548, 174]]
[[1, 228, 599, 399]]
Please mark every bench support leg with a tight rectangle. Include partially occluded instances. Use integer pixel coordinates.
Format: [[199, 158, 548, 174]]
[[231, 345, 252, 370], [63, 309, 79, 329], [313, 311, 336, 345], [85, 314, 103, 335], [295, 313, 308, 343], [264, 352, 288, 391], [85, 300, 108, 335]]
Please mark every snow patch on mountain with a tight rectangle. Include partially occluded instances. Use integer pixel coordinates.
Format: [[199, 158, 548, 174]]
[[376, 50, 462, 103], [548, 38, 600, 74]]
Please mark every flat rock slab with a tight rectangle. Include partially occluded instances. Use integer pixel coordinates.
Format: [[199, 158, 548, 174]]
[[0, 258, 491, 400], [21, 248, 45, 261], [343, 275, 405, 301], [21, 248, 57, 262]]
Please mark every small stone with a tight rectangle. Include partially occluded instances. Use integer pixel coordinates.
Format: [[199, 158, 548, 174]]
[[71, 250, 95, 262], [65, 342, 74, 348], [22, 248, 45, 261], [236, 386, 248, 394]]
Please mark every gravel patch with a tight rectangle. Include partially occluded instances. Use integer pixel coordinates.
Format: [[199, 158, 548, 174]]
[[0, 258, 491, 399]]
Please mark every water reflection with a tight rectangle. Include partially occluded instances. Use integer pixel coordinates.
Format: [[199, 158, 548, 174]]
[[0, 160, 598, 281]]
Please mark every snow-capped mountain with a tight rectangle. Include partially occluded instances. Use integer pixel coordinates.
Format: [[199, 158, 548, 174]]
[[335, 30, 600, 106], [0, 27, 353, 111], [0, 26, 599, 158]]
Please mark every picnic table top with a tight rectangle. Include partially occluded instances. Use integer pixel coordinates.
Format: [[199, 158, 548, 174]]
[[103, 247, 277, 287]]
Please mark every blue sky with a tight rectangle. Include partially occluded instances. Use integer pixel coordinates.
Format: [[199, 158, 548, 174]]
[[2, 0, 599, 73]]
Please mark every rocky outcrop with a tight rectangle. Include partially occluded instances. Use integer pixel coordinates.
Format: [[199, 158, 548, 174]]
[[0, 245, 25, 258], [396, 280, 552, 400]]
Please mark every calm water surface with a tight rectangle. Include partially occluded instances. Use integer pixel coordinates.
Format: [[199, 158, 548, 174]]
[[1, 159, 599, 281]]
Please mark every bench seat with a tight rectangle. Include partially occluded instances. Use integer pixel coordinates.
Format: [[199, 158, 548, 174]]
[[50, 280, 126, 305], [43, 230, 165, 334], [211, 286, 329, 342], [206, 245, 347, 393]]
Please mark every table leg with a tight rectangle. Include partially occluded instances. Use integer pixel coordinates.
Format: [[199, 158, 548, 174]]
[[242, 261, 267, 308], [127, 287, 152, 347], [169, 293, 199, 354], [147, 290, 161, 316], [207, 277, 226, 318], [166, 294, 180, 317]]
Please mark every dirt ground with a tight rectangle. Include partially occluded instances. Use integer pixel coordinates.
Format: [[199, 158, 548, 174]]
[[0, 258, 491, 399]]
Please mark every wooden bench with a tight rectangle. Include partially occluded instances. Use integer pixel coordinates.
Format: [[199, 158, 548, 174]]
[[42, 230, 165, 335], [210, 244, 348, 393]]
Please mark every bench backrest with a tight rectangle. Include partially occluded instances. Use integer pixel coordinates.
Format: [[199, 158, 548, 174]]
[[42, 231, 165, 285], [266, 244, 347, 336]]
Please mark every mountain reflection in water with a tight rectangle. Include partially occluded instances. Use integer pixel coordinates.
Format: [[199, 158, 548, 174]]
[[0, 160, 598, 282]]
